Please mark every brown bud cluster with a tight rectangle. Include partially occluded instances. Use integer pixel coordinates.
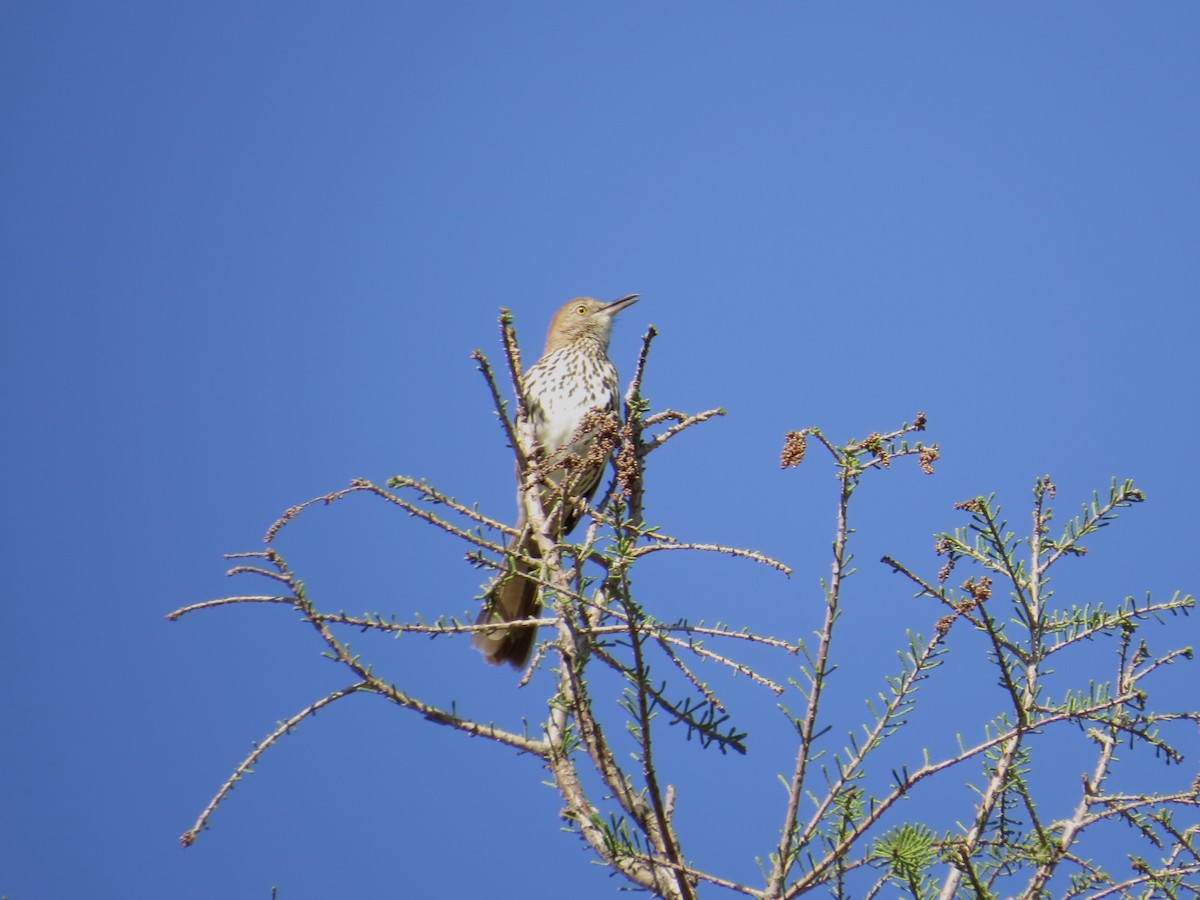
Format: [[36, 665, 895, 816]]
[[780, 431, 808, 469], [919, 443, 940, 475], [933, 538, 956, 582], [913, 410, 928, 431], [577, 409, 620, 471], [935, 614, 956, 636], [955, 497, 985, 513], [958, 576, 993, 611], [964, 580, 993, 602], [616, 424, 640, 496], [863, 433, 890, 467]]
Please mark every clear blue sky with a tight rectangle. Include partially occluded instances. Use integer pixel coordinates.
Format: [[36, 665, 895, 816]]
[[3, 4, 1198, 898]]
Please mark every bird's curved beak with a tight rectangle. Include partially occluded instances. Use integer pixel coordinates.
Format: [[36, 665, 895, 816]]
[[604, 294, 640, 315]]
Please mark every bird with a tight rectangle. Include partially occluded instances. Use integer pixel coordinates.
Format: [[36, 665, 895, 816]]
[[473, 294, 641, 669]]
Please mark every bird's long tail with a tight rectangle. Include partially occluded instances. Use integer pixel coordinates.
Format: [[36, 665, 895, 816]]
[[472, 537, 540, 669]]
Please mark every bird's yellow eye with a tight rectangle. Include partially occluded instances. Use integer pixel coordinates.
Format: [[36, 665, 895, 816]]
[[576, 305, 588, 315]]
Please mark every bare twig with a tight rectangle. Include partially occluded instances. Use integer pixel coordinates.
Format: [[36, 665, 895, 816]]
[[180, 682, 368, 847]]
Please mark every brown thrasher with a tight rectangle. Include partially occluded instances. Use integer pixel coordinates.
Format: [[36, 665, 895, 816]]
[[473, 294, 641, 668]]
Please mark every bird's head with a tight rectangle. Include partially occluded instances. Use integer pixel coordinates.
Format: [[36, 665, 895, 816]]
[[543, 294, 640, 354]]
